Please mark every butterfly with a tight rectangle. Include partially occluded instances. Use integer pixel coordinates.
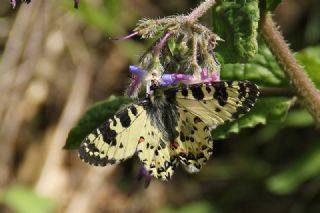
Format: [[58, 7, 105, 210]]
[[79, 80, 259, 180]]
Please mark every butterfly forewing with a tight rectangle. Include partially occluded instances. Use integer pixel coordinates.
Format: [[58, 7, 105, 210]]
[[79, 104, 146, 166], [167, 80, 259, 127]]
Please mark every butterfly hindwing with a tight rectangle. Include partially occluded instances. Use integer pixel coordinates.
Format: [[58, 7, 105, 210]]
[[166, 80, 259, 127], [172, 107, 213, 173], [136, 123, 178, 180], [79, 104, 146, 166]]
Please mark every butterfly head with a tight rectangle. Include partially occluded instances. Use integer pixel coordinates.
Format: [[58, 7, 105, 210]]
[[146, 71, 162, 96]]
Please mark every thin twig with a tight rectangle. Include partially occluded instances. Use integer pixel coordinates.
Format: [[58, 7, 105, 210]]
[[261, 13, 320, 124], [187, 0, 216, 24], [260, 87, 294, 97]]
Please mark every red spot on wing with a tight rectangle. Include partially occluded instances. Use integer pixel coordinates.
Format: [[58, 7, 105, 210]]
[[171, 142, 179, 149], [139, 136, 145, 143]]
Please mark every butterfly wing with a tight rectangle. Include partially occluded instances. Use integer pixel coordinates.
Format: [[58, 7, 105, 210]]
[[136, 122, 179, 180], [79, 101, 178, 180], [171, 107, 213, 173], [166, 81, 259, 127], [79, 80, 259, 180], [79, 104, 147, 166]]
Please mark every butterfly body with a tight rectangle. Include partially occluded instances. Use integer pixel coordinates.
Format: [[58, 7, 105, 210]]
[[79, 81, 259, 180], [143, 86, 180, 141]]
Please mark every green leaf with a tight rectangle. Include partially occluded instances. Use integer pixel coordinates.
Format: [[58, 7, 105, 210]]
[[64, 96, 132, 149], [255, 109, 314, 143], [167, 37, 176, 56], [2, 185, 55, 213], [212, 97, 294, 139], [212, 0, 260, 63], [265, 0, 282, 11], [284, 109, 314, 127], [221, 37, 288, 87], [266, 143, 320, 195], [295, 45, 320, 89]]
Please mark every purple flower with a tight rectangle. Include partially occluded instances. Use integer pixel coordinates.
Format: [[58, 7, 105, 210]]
[[160, 70, 219, 86], [160, 74, 194, 86], [137, 166, 152, 188], [126, 66, 147, 98], [10, 0, 16, 8], [209, 71, 220, 81], [10, 0, 31, 8], [129, 65, 147, 78], [200, 67, 209, 80], [201, 67, 220, 82]]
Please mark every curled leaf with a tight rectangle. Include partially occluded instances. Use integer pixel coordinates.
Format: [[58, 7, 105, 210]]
[[212, 0, 260, 63]]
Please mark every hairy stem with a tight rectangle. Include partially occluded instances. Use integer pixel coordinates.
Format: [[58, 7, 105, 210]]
[[261, 13, 320, 124], [187, 0, 216, 23]]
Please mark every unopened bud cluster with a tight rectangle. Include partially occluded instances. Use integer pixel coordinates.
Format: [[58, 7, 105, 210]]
[[127, 16, 222, 98]]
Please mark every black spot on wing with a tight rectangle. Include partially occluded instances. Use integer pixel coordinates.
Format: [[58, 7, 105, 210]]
[[157, 167, 165, 173], [180, 132, 186, 142], [117, 108, 131, 128], [91, 129, 99, 138], [130, 105, 138, 116], [238, 81, 246, 99], [226, 81, 233, 87], [79, 141, 117, 166], [181, 88, 188, 97], [187, 153, 196, 161], [205, 86, 212, 93], [86, 143, 99, 153], [197, 153, 205, 159], [99, 123, 117, 146], [232, 81, 259, 119], [212, 81, 228, 106], [111, 118, 117, 127], [190, 85, 204, 100]]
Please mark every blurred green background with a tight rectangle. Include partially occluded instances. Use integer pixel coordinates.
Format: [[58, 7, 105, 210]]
[[0, 0, 319, 213]]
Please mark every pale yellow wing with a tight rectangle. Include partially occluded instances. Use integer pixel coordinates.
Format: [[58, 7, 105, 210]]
[[137, 119, 179, 181], [171, 107, 213, 173], [166, 81, 259, 127], [79, 104, 146, 166]]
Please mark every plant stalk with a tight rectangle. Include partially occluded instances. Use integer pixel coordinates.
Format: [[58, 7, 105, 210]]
[[261, 13, 320, 124], [187, 0, 216, 23]]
